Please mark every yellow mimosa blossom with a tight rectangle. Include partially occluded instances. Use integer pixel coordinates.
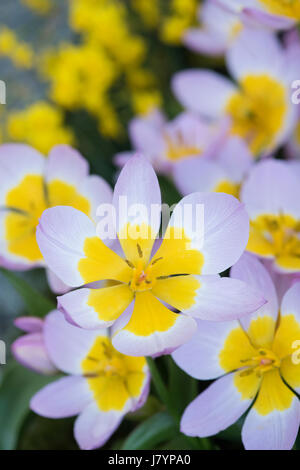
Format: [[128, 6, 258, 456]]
[[21, 0, 52, 15], [0, 27, 33, 69], [7, 102, 74, 154]]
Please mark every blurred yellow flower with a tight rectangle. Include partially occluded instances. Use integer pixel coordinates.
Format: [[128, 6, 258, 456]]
[[21, 0, 52, 15], [132, 90, 162, 115], [0, 27, 33, 69], [160, 0, 198, 44], [7, 101, 74, 154]]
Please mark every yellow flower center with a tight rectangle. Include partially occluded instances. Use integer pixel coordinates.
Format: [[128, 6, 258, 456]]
[[240, 348, 281, 377], [247, 214, 300, 269], [164, 132, 202, 161], [226, 74, 287, 155], [259, 0, 300, 19], [5, 174, 91, 262], [127, 246, 165, 292], [82, 336, 146, 411], [214, 180, 240, 199], [85, 341, 129, 379]]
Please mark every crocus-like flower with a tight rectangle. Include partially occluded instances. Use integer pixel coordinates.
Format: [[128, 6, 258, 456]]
[[26, 310, 150, 450], [114, 109, 229, 176], [184, 0, 244, 56], [173, 136, 253, 198], [12, 316, 57, 375], [241, 159, 300, 273], [0, 144, 112, 293], [173, 28, 299, 157], [173, 252, 300, 450], [36, 156, 265, 357], [216, 0, 300, 30]]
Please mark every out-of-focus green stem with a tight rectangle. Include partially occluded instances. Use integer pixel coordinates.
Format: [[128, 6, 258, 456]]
[[146, 357, 212, 450]]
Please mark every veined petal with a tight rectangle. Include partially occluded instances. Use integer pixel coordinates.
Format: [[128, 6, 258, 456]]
[[44, 310, 104, 374], [151, 275, 201, 312], [172, 318, 255, 380], [58, 284, 134, 329], [242, 370, 300, 450], [186, 275, 266, 321], [172, 70, 237, 118], [112, 291, 197, 357], [181, 371, 259, 438], [37, 206, 131, 287], [231, 252, 278, 346], [152, 192, 249, 277], [74, 403, 124, 450], [113, 156, 161, 263], [31, 376, 92, 418]]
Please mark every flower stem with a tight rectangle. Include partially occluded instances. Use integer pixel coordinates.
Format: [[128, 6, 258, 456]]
[[146, 357, 211, 450]]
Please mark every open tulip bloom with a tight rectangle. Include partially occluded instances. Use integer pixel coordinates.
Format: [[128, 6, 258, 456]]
[[173, 252, 300, 450], [15, 310, 150, 450], [0, 144, 112, 293], [115, 110, 229, 177], [241, 159, 300, 273], [36, 156, 265, 357], [216, 0, 300, 30], [173, 28, 300, 157]]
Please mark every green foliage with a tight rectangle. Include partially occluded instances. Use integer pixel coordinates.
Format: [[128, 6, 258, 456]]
[[0, 361, 57, 450], [121, 412, 177, 450], [0, 268, 55, 318]]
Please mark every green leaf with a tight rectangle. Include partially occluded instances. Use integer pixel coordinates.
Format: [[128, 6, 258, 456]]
[[0, 361, 57, 450], [18, 415, 77, 450], [0, 269, 55, 317], [167, 357, 198, 414], [121, 412, 178, 450], [126, 395, 163, 422]]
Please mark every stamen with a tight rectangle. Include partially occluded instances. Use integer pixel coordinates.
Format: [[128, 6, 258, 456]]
[[239, 369, 254, 377], [137, 243, 143, 258], [87, 356, 99, 362], [125, 259, 135, 268], [258, 350, 267, 356], [83, 372, 99, 378], [151, 257, 163, 265]]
